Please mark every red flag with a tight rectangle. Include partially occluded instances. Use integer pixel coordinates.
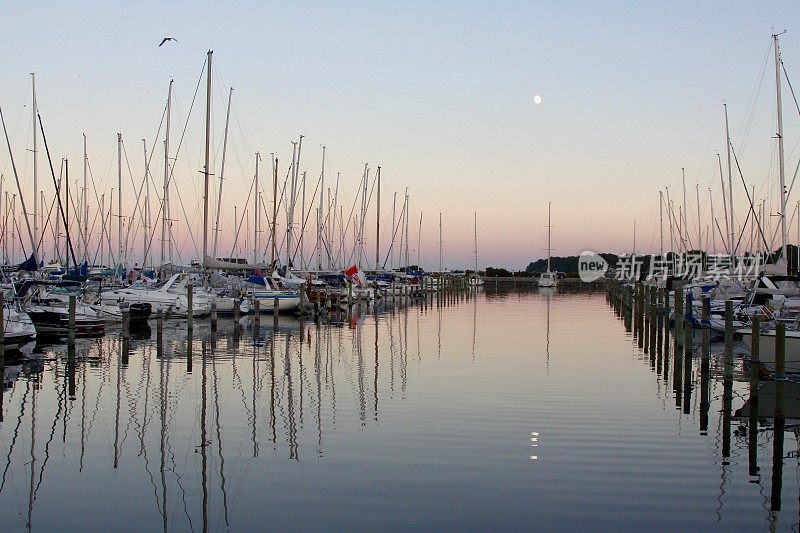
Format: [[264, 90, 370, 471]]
[[344, 265, 363, 287]]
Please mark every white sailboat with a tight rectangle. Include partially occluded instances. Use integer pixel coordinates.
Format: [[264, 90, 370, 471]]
[[470, 212, 483, 286], [737, 32, 796, 371], [538, 202, 558, 288]]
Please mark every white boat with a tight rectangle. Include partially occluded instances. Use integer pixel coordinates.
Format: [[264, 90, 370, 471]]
[[738, 325, 800, 373], [538, 271, 557, 288], [2, 307, 37, 349], [100, 273, 210, 317], [245, 277, 301, 312], [33, 282, 151, 323], [163, 272, 250, 315]]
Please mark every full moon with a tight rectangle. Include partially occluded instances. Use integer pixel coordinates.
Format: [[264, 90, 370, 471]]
[[533, 95, 542, 105]]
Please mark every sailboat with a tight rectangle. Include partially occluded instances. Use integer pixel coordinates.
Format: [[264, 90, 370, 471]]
[[735, 32, 797, 370], [538, 202, 558, 288], [470, 212, 483, 286]]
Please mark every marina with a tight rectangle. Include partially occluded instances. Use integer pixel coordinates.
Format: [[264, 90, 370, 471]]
[[2, 286, 799, 530], [3, 2, 800, 529]]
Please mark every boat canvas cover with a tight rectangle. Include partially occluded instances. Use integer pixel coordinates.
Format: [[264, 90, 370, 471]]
[[203, 255, 267, 271]]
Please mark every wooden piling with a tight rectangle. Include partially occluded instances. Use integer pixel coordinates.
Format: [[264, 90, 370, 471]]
[[187, 283, 194, 331], [655, 288, 664, 357], [649, 286, 657, 353], [683, 314, 692, 361], [233, 298, 240, 325], [701, 296, 710, 360], [348, 279, 353, 306], [254, 298, 261, 325], [674, 288, 683, 339], [748, 316, 760, 475], [121, 308, 130, 341], [775, 321, 786, 379], [750, 317, 760, 383], [0, 293, 4, 362], [637, 284, 644, 349], [156, 308, 163, 347], [299, 284, 306, 313], [68, 294, 77, 344], [699, 299, 710, 432], [273, 297, 279, 319], [683, 323, 692, 415], [67, 342, 76, 398], [724, 300, 733, 368], [644, 286, 651, 351], [673, 325, 683, 409], [771, 323, 787, 512], [210, 302, 217, 330], [771, 380, 785, 512]]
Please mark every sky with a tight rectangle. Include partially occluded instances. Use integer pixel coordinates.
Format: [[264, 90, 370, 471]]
[[1, 1, 800, 270]]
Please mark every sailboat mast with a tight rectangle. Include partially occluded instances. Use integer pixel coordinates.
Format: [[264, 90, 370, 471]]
[[271, 155, 277, 269], [301, 170, 307, 269], [659, 191, 664, 256], [100, 194, 105, 266], [666, 188, 675, 266], [474, 211, 478, 275], [202, 50, 213, 269], [390, 192, 396, 270], [287, 142, 297, 270], [709, 188, 716, 254], [695, 182, 701, 251], [438, 212, 443, 273], [404, 188, 409, 269], [358, 164, 368, 268], [117, 133, 122, 268], [83, 133, 88, 264], [774, 32, 788, 272], [143, 139, 150, 266], [547, 202, 552, 272], [318, 146, 326, 270], [32, 73, 38, 262], [213, 86, 233, 259], [681, 167, 687, 251], [108, 189, 113, 264], [161, 80, 172, 268], [717, 152, 730, 254], [724, 103, 734, 256], [417, 212, 423, 268], [253, 152, 260, 265], [65, 158, 69, 270], [375, 166, 380, 269]]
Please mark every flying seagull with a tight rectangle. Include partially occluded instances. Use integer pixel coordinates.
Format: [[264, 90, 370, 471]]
[[159, 37, 178, 47]]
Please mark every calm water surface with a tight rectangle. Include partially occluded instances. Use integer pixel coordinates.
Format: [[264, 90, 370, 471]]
[[0, 288, 796, 531]]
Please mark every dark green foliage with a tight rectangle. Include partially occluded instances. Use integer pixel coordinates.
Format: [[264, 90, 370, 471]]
[[526, 253, 620, 273]]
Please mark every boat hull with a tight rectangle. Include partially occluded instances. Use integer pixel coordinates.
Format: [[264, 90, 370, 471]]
[[739, 328, 800, 373]]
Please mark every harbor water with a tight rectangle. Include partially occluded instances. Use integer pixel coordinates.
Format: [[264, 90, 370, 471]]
[[0, 287, 796, 531]]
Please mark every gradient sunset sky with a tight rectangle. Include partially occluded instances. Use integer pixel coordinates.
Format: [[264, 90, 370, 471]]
[[1, 1, 799, 270]]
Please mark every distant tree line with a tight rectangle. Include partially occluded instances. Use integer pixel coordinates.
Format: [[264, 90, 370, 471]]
[[523, 246, 800, 277], [525, 254, 619, 275], [482, 267, 535, 277]]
